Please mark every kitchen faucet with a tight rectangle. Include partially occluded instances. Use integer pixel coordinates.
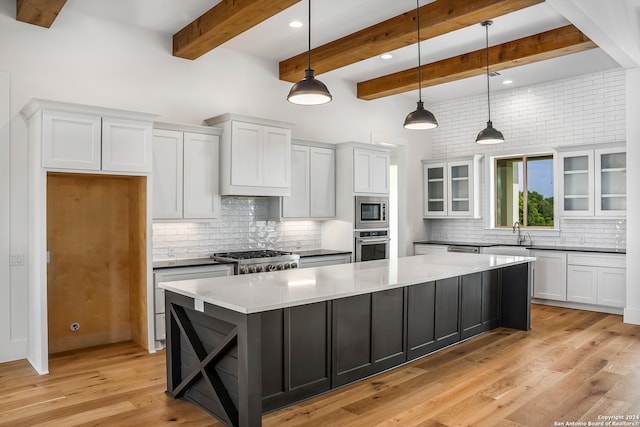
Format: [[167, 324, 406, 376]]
[[512, 221, 527, 245]]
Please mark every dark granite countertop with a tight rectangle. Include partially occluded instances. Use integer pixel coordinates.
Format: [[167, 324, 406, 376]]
[[414, 241, 626, 255], [296, 249, 353, 257], [153, 258, 235, 270]]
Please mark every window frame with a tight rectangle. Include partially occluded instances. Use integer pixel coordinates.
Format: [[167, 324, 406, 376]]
[[489, 150, 558, 230]]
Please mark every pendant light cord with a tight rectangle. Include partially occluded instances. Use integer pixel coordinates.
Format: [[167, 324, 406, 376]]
[[417, 0, 422, 102], [484, 21, 491, 122], [307, 0, 311, 71]]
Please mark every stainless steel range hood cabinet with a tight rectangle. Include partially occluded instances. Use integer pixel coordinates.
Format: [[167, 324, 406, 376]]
[[204, 113, 295, 197]]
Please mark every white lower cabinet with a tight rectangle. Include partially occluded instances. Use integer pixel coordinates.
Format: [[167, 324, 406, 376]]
[[153, 264, 234, 344], [567, 253, 625, 307], [532, 250, 567, 301], [413, 244, 448, 255], [299, 253, 351, 268]]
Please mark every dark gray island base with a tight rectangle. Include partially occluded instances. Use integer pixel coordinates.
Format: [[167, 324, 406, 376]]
[[163, 259, 531, 427]]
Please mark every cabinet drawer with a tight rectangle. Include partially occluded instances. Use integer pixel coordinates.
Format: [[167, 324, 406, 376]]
[[567, 253, 625, 268]]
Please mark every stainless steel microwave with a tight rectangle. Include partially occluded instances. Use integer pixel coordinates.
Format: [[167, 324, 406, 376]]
[[355, 196, 388, 229]]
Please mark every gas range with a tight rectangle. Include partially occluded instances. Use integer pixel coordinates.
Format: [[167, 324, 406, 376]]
[[211, 250, 300, 275]]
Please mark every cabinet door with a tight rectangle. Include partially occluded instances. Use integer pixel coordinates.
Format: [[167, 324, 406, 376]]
[[434, 277, 460, 349], [152, 129, 183, 219], [567, 265, 598, 304], [102, 117, 153, 173], [423, 163, 448, 217], [460, 273, 483, 339], [558, 150, 594, 216], [282, 145, 310, 218], [595, 148, 626, 216], [371, 151, 390, 194], [407, 281, 436, 360], [414, 244, 448, 255], [597, 267, 625, 307], [532, 251, 567, 301], [309, 147, 335, 218], [230, 121, 262, 186], [42, 110, 102, 170], [353, 149, 373, 193], [263, 126, 291, 188], [448, 160, 472, 216], [183, 132, 220, 219]]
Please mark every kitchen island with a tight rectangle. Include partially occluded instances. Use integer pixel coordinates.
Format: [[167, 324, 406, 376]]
[[159, 253, 534, 427]]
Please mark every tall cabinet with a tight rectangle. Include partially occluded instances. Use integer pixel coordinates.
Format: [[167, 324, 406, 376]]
[[20, 99, 158, 374]]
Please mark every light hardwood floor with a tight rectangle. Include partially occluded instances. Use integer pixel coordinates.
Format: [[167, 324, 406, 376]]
[[1, 304, 639, 426]]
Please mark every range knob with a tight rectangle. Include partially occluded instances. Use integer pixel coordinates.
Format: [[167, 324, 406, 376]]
[[277, 264, 284, 270], [239, 266, 249, 274], [283, 263, 291, 269], [248, 266, 256, 273], [290, 262, 298, 269], [265, 264, 274, 272], [256, 265, 265, 272]]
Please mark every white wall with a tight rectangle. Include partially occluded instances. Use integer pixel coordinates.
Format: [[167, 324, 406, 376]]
[[426, 68, 627, 249], [0, 4, 431, 362], [625, 68, 640, 325]]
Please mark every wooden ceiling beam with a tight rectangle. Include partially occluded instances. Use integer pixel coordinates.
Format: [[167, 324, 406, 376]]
[[16, 0, 68, 28], [279, 0, 544, 82], [173, 0, 301, 60], [357, 25, 597, 101]]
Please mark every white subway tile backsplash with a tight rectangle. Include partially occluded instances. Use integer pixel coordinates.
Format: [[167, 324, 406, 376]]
[[427, 69, 626, 250], [152, 197, 322, 260]]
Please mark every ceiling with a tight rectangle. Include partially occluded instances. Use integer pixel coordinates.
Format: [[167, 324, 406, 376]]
[[47, 0, 623, 103]]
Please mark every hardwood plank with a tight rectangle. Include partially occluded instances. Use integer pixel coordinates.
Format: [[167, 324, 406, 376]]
[[173, 0, 301, 60], [357, 25, 597, 100], [0, 306, 639, 426], [16, 0, 67, 28], [279, 0, 543, 82]]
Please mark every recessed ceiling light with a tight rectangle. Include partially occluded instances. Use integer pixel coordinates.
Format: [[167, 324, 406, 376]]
[[502, 79, 513, 85], [380, 53, 393, 60], [289, 20, 303, 28]]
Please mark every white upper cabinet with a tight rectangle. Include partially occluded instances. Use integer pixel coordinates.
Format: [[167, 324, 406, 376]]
[[423, 155, 481, 218], [558, 144, 626, 218], [278, 143, 335, 220], [152, 123, 222, 220], [353, 147, 389, 194], [33, 101, 155, 173], [205, 114, 293, 197]]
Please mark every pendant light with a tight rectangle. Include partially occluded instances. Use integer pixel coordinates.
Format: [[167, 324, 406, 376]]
[[476, 20, 505, 144], [404, 0, 438, 130], [287, 0, 332, 105]]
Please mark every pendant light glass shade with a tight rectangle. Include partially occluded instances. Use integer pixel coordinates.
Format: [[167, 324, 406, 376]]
[[476, 20, 504, 144], [404, 0, 437, 130], [287, 0, 332, 105]]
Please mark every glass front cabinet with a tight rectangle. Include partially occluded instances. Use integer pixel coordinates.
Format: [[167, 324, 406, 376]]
[[422, 155, 482, 218], [558, 144, 626, 217]]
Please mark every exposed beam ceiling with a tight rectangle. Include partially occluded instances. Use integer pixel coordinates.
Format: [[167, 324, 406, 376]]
[[357, 24, 597, 100], [173, 0, 302, 60], [16, 0, 67, 28], [279, 0, 544, 83]]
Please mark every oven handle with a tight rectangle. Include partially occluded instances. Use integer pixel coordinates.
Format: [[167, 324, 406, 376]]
[[356, 237, 391, 244]]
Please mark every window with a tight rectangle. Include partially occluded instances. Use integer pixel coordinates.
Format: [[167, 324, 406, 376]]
[[495, 154, 554, 228]]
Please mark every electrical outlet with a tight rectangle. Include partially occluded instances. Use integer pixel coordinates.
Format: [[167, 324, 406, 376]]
[[168, 247, 176, 258], [10, 253, 24, 266]]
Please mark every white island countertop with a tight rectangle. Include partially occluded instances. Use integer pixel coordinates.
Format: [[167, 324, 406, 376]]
[[159, 253, 535, 314]]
